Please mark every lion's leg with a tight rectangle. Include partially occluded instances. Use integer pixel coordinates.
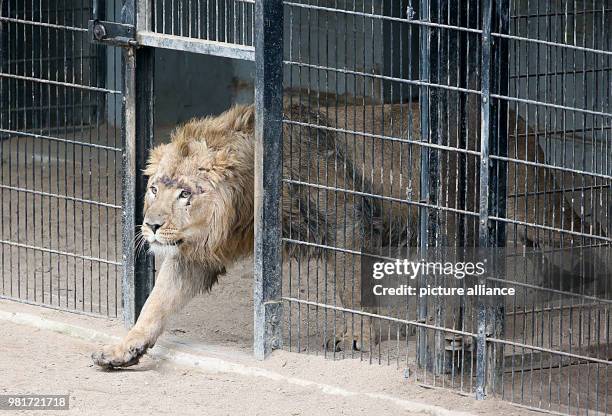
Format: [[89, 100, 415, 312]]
[[326, 237, 376, 353], [92, 257, 196, 368]]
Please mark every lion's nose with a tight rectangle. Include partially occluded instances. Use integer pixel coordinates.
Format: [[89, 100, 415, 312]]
[[146, 222, 164, 233]]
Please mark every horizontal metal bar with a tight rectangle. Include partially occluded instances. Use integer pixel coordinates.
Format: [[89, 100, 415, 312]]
[[513, 127, 612, 138], [283, 237, 373, 258], [0, 128, 123, 152], [511, 8, 612, 19], [492, 31, 612, 57], [0, 240, 122, 266], [485, 336, 611, 366], [485, 277, 612, 304], [283, 1, 483, 35], [0, 184, 121, 210], [282, 296, 476, 337], [0, 296, 117, 319], [137, 31, 255, 61], [507, 184, 611, 199], [510, 67, 612, 79], [0, 16, 87, 32], [506, 302, 605, 317], [282, 178, 480, 217], [0, 73, 121, 94], [489, 215, 612, 242], [283, 62, 611, 118], [491, 93, 612, 118], [490, 154, 612, 180], [283, 119, 482, 156], [283, 297, 612, 366], [284, 60, 481, 96]]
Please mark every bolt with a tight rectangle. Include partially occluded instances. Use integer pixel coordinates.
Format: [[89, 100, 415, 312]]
[[271, 338, 280, 349], [406, 6, 415, 20], [93, 23, 107, 41]]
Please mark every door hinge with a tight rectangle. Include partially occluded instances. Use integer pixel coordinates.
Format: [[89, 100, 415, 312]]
[[88, 19, 137, 47]]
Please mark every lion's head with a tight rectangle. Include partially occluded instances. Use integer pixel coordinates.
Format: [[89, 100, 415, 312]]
[[141, 105, 255, 264]]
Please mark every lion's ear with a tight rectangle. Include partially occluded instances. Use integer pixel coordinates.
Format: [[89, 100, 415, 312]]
[[143, 144, 167, 176]]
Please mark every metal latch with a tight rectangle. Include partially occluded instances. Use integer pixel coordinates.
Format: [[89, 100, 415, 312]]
[[88, 19, 137, 47]]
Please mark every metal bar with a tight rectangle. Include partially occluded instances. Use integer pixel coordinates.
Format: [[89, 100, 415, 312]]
[[120, 0, 156, 327], [282, 119, 482, 156], [0, 295, 118, 318], [253, 0, 283, 360], [132, 46, 156, 318], [136, 0, 149, 32], [121, 45, 138, 327], [283, 60, 612, 118], [137, 31, 255, 61], [488, 216, 611, 242], [476, 0, 493, 401], [0, 72, 121, 94], [491, 31, 612, 57], [283, 61, 481, 96], [0, 16, 88, 32], [283, 1, 484, 35], [417, 0, 432, 371], [0, 184, 121, 209], [282, 178, 479, 217], [0, 239, 121, 265], [486, 0, 510, 397], [0, 128, 122, 151]]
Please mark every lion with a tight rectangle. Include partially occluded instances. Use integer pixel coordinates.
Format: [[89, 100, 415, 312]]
[[92, 103, 603, 368]]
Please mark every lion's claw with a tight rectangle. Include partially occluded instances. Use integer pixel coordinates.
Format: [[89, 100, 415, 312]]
[[92, 342, 148, 369]]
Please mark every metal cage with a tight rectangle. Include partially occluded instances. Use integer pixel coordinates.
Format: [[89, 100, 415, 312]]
[[0, 0, 123, 317], [0, 1, 609, 415]]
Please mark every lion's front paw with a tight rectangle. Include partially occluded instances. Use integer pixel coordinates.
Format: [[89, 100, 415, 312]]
[[325, 331, 372, 353], [91, 340, 149, 369]]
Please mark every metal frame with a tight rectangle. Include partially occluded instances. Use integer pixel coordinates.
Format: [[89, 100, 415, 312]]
[[1, 1, 610, 414], [1, 0, 123, 317], [253, 0, 283, 360], [120, 0, 156, 326]]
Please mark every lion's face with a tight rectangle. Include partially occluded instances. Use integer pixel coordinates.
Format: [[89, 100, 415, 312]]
[[141, 106, 255, 261], [142, 173, 202, 256], [142, 147, 238, 259]]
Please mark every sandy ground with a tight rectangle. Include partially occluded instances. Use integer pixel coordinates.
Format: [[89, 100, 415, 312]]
[[0, 299, 543, 416]]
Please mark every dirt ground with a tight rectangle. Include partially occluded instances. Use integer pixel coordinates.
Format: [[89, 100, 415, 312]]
[[0, 299, 541, 416]]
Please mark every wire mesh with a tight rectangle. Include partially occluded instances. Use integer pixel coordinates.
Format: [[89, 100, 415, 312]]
[[0, 0, 123, 317], [281, 1, 610, 415], [140, 0, 255, 47]]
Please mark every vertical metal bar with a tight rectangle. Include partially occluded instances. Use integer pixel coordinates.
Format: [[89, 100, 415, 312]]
[[121, 0, 155, 327], [476, 0, 509, 400], [417, 0, 431, 370], [253, 0, 283, 360], [487, 0, 509, 397], [475, 0, 493, 401], [136, 0, 150, 32], [121, 46, 138, 326]]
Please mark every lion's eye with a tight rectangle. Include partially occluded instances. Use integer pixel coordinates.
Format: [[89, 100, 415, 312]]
[[179, 190, 191, 199], [150, 186, 157, 195]]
